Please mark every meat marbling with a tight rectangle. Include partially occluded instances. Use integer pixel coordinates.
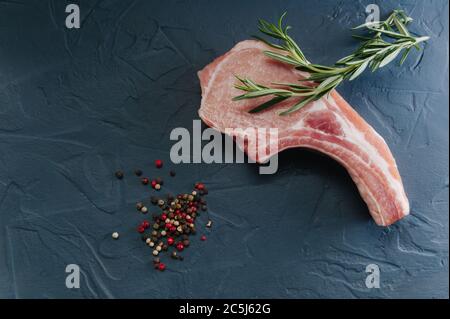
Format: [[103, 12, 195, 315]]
[[198, 40, 409, 226]]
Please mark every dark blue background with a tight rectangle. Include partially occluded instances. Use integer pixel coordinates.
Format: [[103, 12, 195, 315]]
[[0, 0, 448, 298]]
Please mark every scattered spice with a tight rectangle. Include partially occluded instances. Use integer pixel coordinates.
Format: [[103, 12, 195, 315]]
[[158, 263, 166, 271], [113, 161, 211, 271], [139, 182, 211, 270], [115, 171, 124, 179]]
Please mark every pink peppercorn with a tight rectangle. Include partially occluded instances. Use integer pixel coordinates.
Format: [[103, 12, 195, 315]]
[[155, 160, 163, 169]]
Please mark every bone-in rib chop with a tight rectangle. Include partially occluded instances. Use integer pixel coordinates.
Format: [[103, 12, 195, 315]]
[[198, 40, 409, 226]]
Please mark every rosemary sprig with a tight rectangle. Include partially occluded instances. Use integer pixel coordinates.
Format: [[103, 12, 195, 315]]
[[233, 10, 429, 115]]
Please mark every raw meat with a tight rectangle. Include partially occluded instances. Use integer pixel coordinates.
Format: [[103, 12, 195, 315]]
[[198, 40, 409, 226]]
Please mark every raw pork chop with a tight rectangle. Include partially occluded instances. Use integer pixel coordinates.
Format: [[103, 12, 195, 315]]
[[198, 40, 409, 226]]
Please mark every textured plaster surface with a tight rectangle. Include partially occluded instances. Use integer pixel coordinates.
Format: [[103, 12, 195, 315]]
[[0, 0, 448, 298]]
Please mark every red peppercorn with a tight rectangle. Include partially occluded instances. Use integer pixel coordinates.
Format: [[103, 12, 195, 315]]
[[137, 226, 145, 233], [165, 223, 171, 229], [142, 221, 150, 228], [201, 235, 207, 241], [155, 160, 163, 169], [195, 183, 205, 190], [176, 243, 184, 251], [141, 178, 149, 185], [161, 214, 167, 221], [167, 237, 174, 245], [151, 180, 157, 188], [158, 263, 166, 271]]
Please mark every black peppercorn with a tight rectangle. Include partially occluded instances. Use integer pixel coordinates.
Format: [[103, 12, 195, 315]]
[[115, 170, 124, 179], [134, 169, 143, 176], [136, 202, 144, 211], [150, 196, 158, 205], [169, 170, 176, 177]]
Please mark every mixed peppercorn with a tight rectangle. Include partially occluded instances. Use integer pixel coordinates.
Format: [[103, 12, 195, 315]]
[[114, 160, 212, 272]]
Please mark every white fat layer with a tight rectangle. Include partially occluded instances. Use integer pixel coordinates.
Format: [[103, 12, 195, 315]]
[[325, 95, 408, 213]]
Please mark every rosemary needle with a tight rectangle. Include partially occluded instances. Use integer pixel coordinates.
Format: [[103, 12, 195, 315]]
[[233, 9, 429, 116]]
